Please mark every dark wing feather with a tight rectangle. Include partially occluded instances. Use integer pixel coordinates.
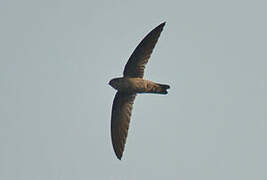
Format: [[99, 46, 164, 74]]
[[123, 22, 166, 78], [111, 92, 136, 160]]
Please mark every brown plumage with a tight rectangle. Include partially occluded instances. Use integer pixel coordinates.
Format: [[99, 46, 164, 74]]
[[123, 23, 166, 78], [109, 22, 170, 160], [111, 93, 136, 159]]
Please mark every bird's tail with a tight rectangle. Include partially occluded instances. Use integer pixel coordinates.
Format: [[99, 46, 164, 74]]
[[149, 83, 170, 94]]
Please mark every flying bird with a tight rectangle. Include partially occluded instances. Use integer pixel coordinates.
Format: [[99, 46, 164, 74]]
[[109, 22, 170, 160]]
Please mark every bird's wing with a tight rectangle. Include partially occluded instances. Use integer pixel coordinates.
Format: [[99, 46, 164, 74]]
[[111, 92, 136, 160], [123, 22, 165, 78]]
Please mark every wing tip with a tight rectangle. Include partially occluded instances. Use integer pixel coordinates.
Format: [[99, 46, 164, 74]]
[[117, 155, 122, 160], [153, 21, 166, 35], [115, 150, 123, 160], [159, 21, 166, 28]]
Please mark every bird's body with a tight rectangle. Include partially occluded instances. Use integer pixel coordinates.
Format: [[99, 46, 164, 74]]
[[109, 77, 170, 94], [109, 22, 169, 160]]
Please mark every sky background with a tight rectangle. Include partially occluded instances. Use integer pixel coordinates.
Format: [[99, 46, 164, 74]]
[[1, 0, 267, 179]]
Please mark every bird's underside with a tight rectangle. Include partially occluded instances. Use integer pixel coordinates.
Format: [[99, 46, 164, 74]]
[[109, 22, 169, 160], [109, 77, 170, 94]]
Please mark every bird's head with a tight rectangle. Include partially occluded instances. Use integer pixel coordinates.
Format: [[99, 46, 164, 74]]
[[109, 78, 120, 90]]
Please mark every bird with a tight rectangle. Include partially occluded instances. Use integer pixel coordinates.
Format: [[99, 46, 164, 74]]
[[109, 22, 170, 160]]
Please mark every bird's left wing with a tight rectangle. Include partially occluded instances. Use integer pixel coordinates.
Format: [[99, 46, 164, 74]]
[[123, 22, 165, 78], [111, 92, 136, 160]]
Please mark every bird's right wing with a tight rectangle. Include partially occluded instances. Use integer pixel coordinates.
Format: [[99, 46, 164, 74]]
[[111, 92, 136, 160], [123, 22, 165, 78]]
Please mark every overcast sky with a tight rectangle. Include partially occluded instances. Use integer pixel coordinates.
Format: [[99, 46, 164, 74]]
[[1, 0, 267, 179]]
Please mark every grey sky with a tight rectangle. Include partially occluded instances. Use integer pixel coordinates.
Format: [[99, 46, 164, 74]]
[[1, 0, 267, 179]]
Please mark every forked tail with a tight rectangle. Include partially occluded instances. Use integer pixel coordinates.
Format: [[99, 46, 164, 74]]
[[150, 83, 170, 94]]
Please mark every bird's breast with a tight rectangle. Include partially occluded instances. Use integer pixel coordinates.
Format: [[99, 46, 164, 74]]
[[116, 78, 148, 93]]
